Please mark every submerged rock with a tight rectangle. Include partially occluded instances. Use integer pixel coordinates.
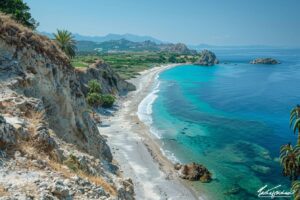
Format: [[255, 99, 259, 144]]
[[250, 58, 280, 64], [175, 162, 212, 182], [251, 164, 271, 174], [195, 50, 219, 66], [223, 185, 241, 195]]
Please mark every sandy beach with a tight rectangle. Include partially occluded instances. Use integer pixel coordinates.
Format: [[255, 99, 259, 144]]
[[98, 64, 203, 200]]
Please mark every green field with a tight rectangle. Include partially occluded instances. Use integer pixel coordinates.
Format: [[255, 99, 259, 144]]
[[72, 52, 198, 79]]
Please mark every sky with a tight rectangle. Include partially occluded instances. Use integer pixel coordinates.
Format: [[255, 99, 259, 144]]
[[24, 0, 300, 46]]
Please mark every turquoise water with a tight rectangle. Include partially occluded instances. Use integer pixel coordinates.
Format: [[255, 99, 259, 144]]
[[149, 49, 300, 199]]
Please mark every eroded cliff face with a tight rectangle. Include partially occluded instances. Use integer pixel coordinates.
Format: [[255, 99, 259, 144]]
[[75, 60, 136, 96], [0, 38, 112, 162], [0, 14, 134, 199]]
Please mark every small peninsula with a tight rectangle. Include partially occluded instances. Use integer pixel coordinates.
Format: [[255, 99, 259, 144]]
[[250, 58, 280, 64], [195, 50, 219, 66]]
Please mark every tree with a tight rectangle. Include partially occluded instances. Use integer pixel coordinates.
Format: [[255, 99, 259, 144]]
[[0, 0, 38, 29], [168, 55, 177, 63], [88, 80, 102, 93], [101, 94, 115, 108], [53, 30, 77, 58], [290, 105, 300, 144], [292, 181, 300, 200], [86, 80, 102, 107], [279, 105, 300, 199], [280, 143, 300, 180], [86, 93, 102, 107]]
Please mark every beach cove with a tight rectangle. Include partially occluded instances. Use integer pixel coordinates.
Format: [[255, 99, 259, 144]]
[[99, 48, 300, 200], [98, 64, 203, 200]]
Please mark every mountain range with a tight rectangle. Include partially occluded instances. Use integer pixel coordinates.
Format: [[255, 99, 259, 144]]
[[41, 32, 164, 44]]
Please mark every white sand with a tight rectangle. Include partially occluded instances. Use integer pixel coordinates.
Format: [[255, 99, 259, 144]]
[[98, 64, 204, 200]]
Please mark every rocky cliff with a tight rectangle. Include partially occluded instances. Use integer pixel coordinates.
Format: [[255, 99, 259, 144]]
[[195, 49, 219, 66], [161, 43, 197, 55], [75, 60, 136, 96], [0, 13, 134, 199]]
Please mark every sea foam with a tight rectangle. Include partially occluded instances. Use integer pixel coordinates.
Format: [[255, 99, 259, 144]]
[[137, 74, 181, 163]]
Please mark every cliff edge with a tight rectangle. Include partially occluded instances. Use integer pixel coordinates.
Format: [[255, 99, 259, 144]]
[[0, 13, 134, 199]]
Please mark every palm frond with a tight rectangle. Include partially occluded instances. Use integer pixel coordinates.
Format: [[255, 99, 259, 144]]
[[293, 118, 300, 134], [53, 29, 77, 58]]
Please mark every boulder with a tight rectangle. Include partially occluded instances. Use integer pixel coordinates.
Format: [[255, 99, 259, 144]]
[[250, 58, 280, 64], [195, 50, 219, 66], [50, 180, 70, 198], [175, 162, 212, 182], [0, 115, 17, 148]]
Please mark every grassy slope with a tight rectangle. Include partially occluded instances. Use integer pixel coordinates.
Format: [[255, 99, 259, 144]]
[[72, 52, 198, 79]]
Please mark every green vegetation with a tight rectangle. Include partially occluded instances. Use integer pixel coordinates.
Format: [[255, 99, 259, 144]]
[[0, 0, 38, 29], [101, 94, 116, 108], [88, 79, 102, 93], [279, 105, 300, 198], [63, 154, 81, 172], [86, 80, 102, 107], [54, 29, 77, 58], [291, 105, 300, 144], [86, 79, 115, 108], [72, 52, 199, 79], [86, 93, 102, 107], [71, 55, 98, 68]]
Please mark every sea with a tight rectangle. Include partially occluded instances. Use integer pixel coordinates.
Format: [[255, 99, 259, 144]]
[[137, 48, 300, 199]]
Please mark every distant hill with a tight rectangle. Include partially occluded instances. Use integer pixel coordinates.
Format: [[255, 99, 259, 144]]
[[76, 39, 197, 54], [41, 32, 164, 44], [188, 44, 279, 51]]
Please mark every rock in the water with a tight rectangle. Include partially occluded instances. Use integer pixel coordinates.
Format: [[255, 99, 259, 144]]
[[250, 58, 280, 64], [175, 162, 212, 182], [251, 164, 271, 174], [195, 50, 219, 66]]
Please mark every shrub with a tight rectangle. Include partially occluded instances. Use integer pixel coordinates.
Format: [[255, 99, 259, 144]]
[[63, 154, 80, 172], [0, 0, 38, 29], [88, 79, 101, 93], [101, 94, 116, 108], [86, 93, 102, 107]]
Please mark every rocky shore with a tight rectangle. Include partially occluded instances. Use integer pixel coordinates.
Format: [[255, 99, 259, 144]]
[[195, 50, 219, 66]]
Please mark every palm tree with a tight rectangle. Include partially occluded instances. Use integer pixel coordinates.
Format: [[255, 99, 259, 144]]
[[292, 181, 300, 200], [53, 30, 77, 58], [280, 143, 300, 180], [290, 105, 300, 144]]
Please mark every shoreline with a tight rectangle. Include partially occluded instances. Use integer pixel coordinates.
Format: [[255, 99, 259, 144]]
[[98, 64, 205, 200]]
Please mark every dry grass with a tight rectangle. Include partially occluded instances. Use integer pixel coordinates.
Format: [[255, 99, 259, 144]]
[[0, 184, 10, 197], [48, 160, 117, 196], [0, 12, 71, 67]]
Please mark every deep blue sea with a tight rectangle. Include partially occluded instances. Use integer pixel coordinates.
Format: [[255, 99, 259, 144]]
[[138, 48, 300, 199]]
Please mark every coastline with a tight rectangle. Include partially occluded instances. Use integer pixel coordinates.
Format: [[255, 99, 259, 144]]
[[98, 64, 205, 200]]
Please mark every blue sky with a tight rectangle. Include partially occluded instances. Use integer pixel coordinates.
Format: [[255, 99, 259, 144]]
[[24, 0, 300, 46]]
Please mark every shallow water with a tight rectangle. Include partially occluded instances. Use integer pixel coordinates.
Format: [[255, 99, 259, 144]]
[[143, 48, 300, 199]]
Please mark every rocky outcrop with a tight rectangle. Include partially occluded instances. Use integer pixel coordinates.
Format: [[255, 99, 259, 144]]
[[75, 60, 136, 96], [161, 43, 197, 55], [250, 58, 280, 64], [0, 14, 134, 199], [175, 162, 212, 182], [0, 13, 111, 162], [0, 115, 17, 148], [195, 50, 219, 66]]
